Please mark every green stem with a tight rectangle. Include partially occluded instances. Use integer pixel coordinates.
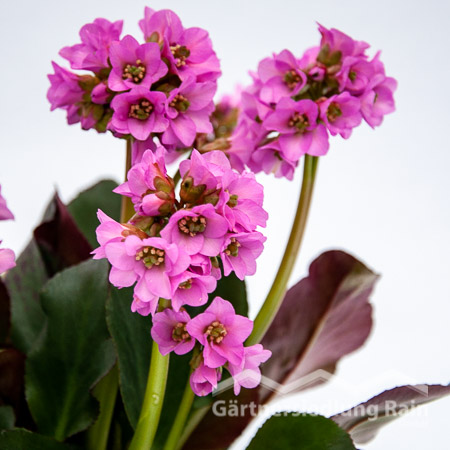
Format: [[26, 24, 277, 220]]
[[120, 139, 135, 223], [247, 155, 319, 345], [86, 366, 119, 450], [163, 376, 194, 450], [129, 326, 170, 450]]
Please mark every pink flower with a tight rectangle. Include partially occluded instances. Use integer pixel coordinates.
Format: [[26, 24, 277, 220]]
[[130, 136, 157, 165], [161, 204, 229, 257], [318, 24, 369, 60], [0, 186, 14, 221], [60, 18, 123, 72], [139, 8, 221, 82], [319, 92, 362, 139], [220, 232, 266, 280], [110, 87, 168, 140], [263, 97, 329, 160], [103, 235, 190, 300], [186, 297, 253, 368], [248, 140, 297, 180], [47, 62, 83, 111], [91, 82, 111, 105], [0, 247, 15, 275], [360, 75, 397, 128], [131, 294, 159, 317], [108, 35, 168, 92], [219, 171, 267, 232], [162, 77, 216, 147], [227, 344, 272, 395], [258, 49, 307, 103], [92, 210, 142, 260], [336, 56, 375, 94], [151, 308, 195, 355], [114, 148, 175, 217], [190, 360, 222, 396], [170, 271, 217, 311]]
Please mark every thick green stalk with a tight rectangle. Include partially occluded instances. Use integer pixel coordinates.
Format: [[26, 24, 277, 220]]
[[247, 155, 319, 345], [120, 139, 135, 223], [129, 339, 170, 450], [86, 366, 119, 450], [163, 376, 194, 450]]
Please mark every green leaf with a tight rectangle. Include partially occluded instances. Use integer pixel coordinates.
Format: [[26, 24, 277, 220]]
[[0, 429, 77, 449], [68, 180, 120, 248], [26, 259, 116, 440], [4, 240, 48, 354], [247, 413, 355, 450], [106, 286, 152, 429], [0, 406, 14, 430]]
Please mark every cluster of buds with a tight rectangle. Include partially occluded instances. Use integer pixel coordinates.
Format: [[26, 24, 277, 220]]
[[47, 8, 221, 164], [0, 186, 15, 275], [203, 24, 397, 179], [93, 146, 270, 395]]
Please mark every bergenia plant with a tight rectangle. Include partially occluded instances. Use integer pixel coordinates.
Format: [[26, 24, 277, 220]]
[[1, 6, 449, 450]]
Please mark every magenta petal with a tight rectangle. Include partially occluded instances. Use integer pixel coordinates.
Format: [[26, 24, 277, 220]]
[[203, 344, 227, 368]]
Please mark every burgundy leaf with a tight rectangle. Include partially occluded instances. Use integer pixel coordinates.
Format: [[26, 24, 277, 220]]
[[34, 195, 92, 275], [183, 250, 378, 449], [331, 384, 450, 444]]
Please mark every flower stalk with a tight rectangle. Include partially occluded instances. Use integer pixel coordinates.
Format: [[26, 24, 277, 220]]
[[247, 155, 319, 345], [163, 375, 195, 450], [129, 300, 171, 450]]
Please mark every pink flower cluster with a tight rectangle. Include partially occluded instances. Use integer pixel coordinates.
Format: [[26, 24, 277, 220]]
[[93, 148, 270, 396], [47, 8, 220, 162], [0, 186, 15, 275], [205, 24, 397, 179]]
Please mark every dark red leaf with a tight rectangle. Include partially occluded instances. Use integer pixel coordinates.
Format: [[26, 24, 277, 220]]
[[331, 384, 450, 444]]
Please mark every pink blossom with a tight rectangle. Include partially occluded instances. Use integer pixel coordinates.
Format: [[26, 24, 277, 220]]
[[318, 24, 369, 60], [102, 235, 190, 300], [248, 140, 297, 180], [170, 271, 217, 311], [263, 97, 329, 160], [47, 62, 83, 111], [108, 35, 168, 92], [190, 360, 222, 396], [228, 344, 272, 395], [151, 308, 195, 355], [258, 49, 307, 103], [161, 204, 229, 257], [0, 247, 15, 275], [131, 137, 157, 165], [336, 56, 375, 94], [131, 294, 159, 317], [219, 171, 267, 232], [162, 77, 216, 147], [60, 18, 123, 72], [360, 76, 397, 128], [110, 87, 168, 140], [114, 148, 175, 217], [319, 92, 362, 138], [91, 82, 111, 105], [0, 186, 14, 221], [186, 297, 253, 368], [139, 8, 221, 82], [224, 122, 259, 173], [220, 232, 266, 280]]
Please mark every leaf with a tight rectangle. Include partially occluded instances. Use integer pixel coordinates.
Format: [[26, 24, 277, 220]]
[[34, 195, 92, 275], [0, 429, 77, 449], [331, 384, 450, 444], [184, 250, 377, 449], [260, 250, 377, 400], [0, 280, 10, 344], [0, 406, 14, 430], [4, 240, 48, 354], [106, 286, 152, 429], [0, 349, 25, 418], [67, 180, 120, 248], [26, 259, 116, 440], [247, 413, 355, 450], [213, 269, 248, 317]]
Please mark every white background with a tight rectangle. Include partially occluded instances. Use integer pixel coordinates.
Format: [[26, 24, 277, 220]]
[[1, 0, 449, 448]]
